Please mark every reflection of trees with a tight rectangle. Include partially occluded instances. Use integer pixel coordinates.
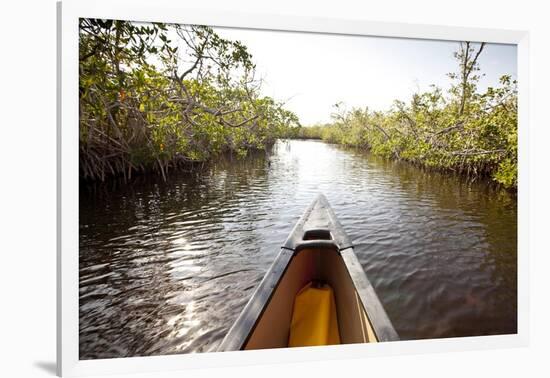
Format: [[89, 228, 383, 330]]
[[372, 152, 517, 324], [334, 144, 517, 337], [80, 149, 272, 235], [79, 149, 274, 358]]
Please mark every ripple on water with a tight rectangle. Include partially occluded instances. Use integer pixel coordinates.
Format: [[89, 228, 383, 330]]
[[79, 139, 517, 359]]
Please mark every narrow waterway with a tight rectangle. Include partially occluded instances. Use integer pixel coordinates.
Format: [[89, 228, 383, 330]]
[[79, 139, 517, 359]]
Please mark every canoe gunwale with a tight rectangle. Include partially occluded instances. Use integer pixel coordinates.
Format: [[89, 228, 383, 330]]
[[217, 247, 294, 352], [217, 194, 399, 352]]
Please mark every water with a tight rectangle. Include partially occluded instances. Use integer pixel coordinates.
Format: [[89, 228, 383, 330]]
[[79, 139, 517, 359]]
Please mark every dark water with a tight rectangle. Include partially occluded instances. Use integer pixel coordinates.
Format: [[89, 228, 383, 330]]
[[79, 139, 517, 359]]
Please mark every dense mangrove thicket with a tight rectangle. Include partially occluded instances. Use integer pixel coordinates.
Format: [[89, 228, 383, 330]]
[[79, 19, 299, 181], [296, 42, 518, 189]]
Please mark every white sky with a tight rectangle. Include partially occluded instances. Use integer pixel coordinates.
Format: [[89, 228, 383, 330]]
[[211, 26, 517, 125]]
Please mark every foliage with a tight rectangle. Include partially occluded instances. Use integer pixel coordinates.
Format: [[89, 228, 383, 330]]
[[299, 42, 518, 189], [294, 125, 324, 139], [79, 19, 299, 181]]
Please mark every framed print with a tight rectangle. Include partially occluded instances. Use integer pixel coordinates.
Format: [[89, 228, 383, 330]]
[[57, 0, 529, 376]]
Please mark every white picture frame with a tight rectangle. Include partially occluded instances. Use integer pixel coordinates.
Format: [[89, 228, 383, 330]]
[[57, 0, 529, 376]]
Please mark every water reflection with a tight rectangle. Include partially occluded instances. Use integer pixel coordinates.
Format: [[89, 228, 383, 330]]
[[80, 139, 517, 358]]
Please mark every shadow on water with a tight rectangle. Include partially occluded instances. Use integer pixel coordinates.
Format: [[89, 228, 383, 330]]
[[79, 140, 517, 358]]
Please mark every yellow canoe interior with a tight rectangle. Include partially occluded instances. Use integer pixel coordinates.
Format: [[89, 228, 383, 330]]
[[288, 281, 340, 347], [244, 246, 378, 350], [217, 194, 398, 352]]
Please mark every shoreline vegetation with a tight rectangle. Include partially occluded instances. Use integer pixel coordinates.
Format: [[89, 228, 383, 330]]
[[79, 19, 300, 182], [296, 43, 517, 190], [80, 20, 517, 189]]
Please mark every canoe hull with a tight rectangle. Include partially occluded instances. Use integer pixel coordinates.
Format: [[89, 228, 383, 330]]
[[218, 194, 399, 352]]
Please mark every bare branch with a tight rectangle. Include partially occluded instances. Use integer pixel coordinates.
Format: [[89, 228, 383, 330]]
[[449, 148, 505, 156]]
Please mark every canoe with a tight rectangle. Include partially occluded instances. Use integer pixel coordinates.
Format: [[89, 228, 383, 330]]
[[218, 194, 399, 351]]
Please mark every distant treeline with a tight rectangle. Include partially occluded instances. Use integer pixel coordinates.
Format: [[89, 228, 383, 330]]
[[79, 19, 300, 181], [294, 42, 517, 189]]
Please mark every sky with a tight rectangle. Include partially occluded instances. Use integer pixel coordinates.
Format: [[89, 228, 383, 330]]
[[209, 26, 517, 125]]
